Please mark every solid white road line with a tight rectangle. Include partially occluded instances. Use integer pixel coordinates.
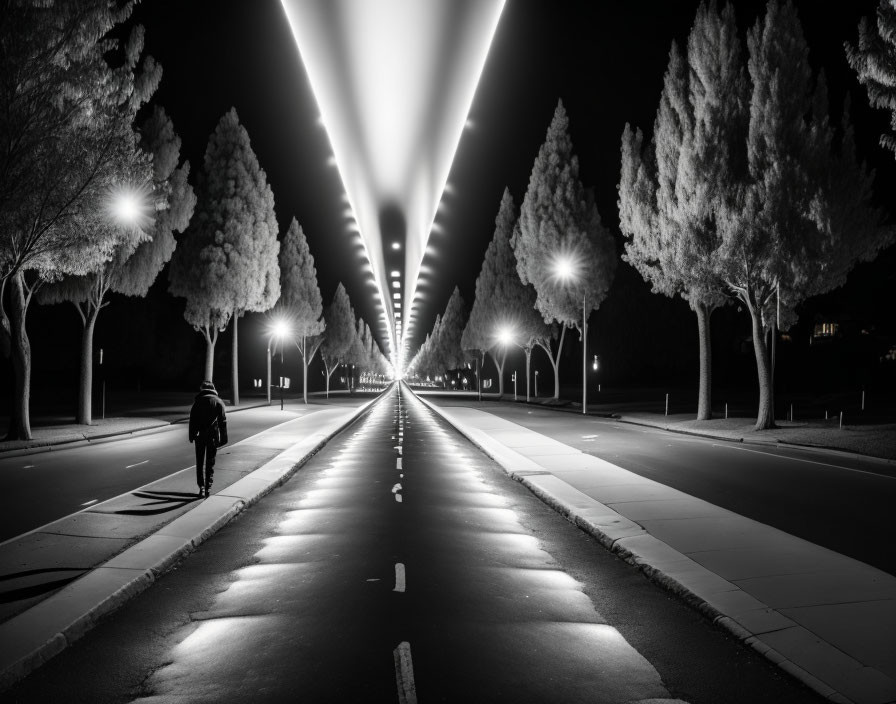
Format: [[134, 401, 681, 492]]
[[125, 460, 149, 469], [393, 641, 417, 704], [393, 563, 406, 592], [712, 443, 896, 478]]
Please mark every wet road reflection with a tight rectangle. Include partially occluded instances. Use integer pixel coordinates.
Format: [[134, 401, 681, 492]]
[[133, 384, 673, 703]]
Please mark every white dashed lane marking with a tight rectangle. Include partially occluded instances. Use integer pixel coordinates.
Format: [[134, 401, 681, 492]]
[[393, 563, 406, 592], [393, 641, 417, 704]]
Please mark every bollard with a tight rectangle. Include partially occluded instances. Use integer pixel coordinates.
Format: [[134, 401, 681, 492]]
[[790, 403, 793, 422], [725, 403, 728, 419], [598, 384, 601, 393], [839, 411, 843, 429], [862, 390, 865, 411], [665, 393, 669, 417], [825, 410, 828, 420]]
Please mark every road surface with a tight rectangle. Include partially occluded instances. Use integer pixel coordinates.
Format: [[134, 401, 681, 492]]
[[5, 385, 822, 703]]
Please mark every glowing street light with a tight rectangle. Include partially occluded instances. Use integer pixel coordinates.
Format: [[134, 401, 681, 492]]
[[267, 319, 291, 407], [553, 254, 589, 415], [106, 183, 152, 229]]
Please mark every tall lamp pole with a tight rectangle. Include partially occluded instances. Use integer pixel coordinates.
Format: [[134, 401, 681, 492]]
[[582, 293, 587, 415], [266, 336, 272, 405]]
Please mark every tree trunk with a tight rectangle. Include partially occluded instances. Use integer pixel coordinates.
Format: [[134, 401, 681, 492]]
[[695, 303, 713, 421], [9, 272, 32, 440], [750, 308, 775, 430], [1, 278, 18, 440], [77, 305, 100, 425], [203, 327, 217, 382], [552, 326, 567, 399], [231, 313, 240, 406]]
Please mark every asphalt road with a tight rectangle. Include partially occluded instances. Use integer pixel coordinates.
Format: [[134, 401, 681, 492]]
[[0, 403, 343, 543], [5, 385, 823, 703], [431, 398, 896, 576]]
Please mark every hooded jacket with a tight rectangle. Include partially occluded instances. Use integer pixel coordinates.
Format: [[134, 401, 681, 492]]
[[189, 388, 227, 444]]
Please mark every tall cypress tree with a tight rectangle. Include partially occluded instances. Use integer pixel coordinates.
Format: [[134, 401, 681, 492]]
[[170, 108, 279, 399], [514, 100, 616, 399], [619, 2, 746, 420], [279, 218, 325, 403]]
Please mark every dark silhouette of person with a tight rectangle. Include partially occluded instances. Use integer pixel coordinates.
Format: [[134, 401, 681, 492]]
[[189, 380, 227, 498]]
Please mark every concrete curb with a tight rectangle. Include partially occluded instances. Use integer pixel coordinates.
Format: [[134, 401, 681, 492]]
[[0, 393, 384, 690], [415, 394, 887, 704]]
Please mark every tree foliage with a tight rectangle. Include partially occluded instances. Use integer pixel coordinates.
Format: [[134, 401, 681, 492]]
[[278, 217, 324, 402], [0, 1, 160, 438], [514, 100, 616, 329], [619, 2, 745, 419], [847, 0, 896, 154], [38, 107, 194, 423], [320, 283, 355, 395], [464, 188, 547, 396], [717, 0, 891, 429], [168, 108, 280, 387], [513, 100, 615, 398]]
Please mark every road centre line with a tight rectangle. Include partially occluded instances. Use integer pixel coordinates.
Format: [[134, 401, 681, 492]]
[[394, 563, 406, 592], [711, 443, 895, 478], [125, 460, 149, 469], [393, 641, 417, 704]]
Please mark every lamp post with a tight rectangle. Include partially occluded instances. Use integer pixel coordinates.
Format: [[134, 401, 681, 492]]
[[498, 327, 515, 399], [554, 256, 588, 415], [267, 320, 290, 406], [534, 370, 539, 400]]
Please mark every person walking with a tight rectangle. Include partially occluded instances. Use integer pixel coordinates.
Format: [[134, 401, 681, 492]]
[[189, 380, 228, 498]]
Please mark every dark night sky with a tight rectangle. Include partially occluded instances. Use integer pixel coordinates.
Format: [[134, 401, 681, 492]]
[[19, 0, 896, 398]]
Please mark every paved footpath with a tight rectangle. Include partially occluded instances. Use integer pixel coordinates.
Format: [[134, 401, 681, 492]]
[[421, 396, 896, 704], [0, 397, 376, 688]]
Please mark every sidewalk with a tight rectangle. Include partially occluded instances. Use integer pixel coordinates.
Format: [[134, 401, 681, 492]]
[[419, 396, 896, 704], [0, 394, 382, 689]]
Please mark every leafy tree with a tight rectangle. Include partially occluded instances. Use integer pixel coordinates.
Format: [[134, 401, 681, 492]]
[[278, 218, 324, 403], [0, 2, 160, 439], [847, 0, 896, 154], [169, 109, 280, 392], [619, 3, 745, 420], [320, 283, 355, 397], [717, 0, 890, 429], [464, 188, 547, 397], [438, 286, 467, 379], [39, 107, 195, 424], [513, 100, 616, 399]]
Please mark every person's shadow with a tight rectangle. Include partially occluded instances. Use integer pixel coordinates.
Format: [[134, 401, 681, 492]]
[[114, 490, 202, 516]]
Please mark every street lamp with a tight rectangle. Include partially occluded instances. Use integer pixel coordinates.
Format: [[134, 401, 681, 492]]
[[497, 326, 515, 398], [267, 319, 290, 406], [554, 255, 588, 415]]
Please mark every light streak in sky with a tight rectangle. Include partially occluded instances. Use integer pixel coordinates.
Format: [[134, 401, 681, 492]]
[[279, 0, 505, 367]]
